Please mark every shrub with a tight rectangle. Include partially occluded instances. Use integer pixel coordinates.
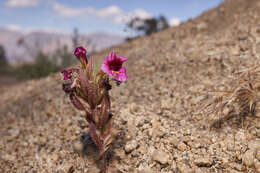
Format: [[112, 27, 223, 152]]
[[15, 52, 59, 79]]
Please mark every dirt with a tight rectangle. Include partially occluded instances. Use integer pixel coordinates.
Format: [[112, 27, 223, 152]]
[[0, 0, 260, 172]]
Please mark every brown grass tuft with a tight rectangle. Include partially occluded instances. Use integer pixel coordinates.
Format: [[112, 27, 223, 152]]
[[200, 65, 260, 128]]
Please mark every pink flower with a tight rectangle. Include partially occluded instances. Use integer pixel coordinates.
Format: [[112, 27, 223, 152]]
[[101, 52, 129, 82], [61, 69, 72, 80], [74, 46, 88, 64]]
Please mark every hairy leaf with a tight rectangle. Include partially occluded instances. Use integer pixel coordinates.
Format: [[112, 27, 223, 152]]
[[79, 69, 89, 97], [89, 123, 103, 154], [99, 93, 111, 128], [70, 93, 85, 111]]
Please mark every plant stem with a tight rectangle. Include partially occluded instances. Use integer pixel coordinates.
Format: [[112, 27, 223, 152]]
[[102, 152, 107, 173]]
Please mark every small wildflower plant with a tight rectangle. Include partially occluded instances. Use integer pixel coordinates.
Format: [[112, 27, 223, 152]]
[[61, 46, 128, 172]]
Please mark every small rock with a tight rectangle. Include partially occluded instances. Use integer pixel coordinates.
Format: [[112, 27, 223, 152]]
[[177, 142, 189, 151], [129, 103, 140, 113], [2, 153, 15, 162], [255, 161, 260, 173], [161, 99, 173, 109], [256, 150, 260, 161], [221, 158, 229, 169], [177, 161, 193, 173], [46, 105, 55, 116], [191, 96, 205, 104], [152, 150, 169, 164], [172, 160, 177, 171], [184, 129, 191, 136], [56, 162, 73, 173], [182, 136, 191, 143], [194, 157, 213, 167], [108, 167, 123, 173], [235, 130, 247, 142], [227, 168, 241, 173], [230, 162, 245, 171], [248, 140, 260, 151], [242, 150, 255, 167], [229, 46, 240, 56], [7, 128, 20, 139], [38, 137, 47, 145], [87, 166, 99, 173], [72, 139, 83, 154], [50, 153, 59, 162], [137, 166, 155, 173], [170, 137, 179, 147], [227, 142, 236, 151], [125, 140, 138, 153]]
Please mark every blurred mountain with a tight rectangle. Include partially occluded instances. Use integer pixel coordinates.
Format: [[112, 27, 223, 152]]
[[0, 28, 123, 63]]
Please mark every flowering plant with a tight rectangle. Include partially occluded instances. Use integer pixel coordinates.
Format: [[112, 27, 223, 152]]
[[61, 46, 128, 172]]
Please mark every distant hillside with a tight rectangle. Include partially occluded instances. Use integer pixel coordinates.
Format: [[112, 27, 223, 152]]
[[0, 28, 123, 63]]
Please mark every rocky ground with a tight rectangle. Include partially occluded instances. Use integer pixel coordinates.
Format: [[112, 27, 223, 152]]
[[0, 0, 260, 172]]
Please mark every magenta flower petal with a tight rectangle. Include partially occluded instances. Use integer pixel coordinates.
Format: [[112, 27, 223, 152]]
[[104, 52, 115, 64], [118, 56, 128, 62], [101, 63, 113, 76], [61, 69, 72, 80], [115, 67, 129, 82]]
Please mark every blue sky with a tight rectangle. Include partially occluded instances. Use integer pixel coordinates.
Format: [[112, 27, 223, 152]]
[[0, 0, 223, 35]]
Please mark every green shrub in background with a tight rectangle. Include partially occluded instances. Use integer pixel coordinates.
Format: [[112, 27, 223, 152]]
[[55, 45, 77, 69], [0, 45, 11, 75], [1, 28, 83, 80], [15, 52, 60, 79], [14, 43, 79, 79]]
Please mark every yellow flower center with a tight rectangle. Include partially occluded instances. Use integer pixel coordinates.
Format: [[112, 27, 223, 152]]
[[112, 70, 120, 74]]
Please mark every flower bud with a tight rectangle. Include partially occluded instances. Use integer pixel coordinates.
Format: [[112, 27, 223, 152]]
[[74, 46, 88, 64]]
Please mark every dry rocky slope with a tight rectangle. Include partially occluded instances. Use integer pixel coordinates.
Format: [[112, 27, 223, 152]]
[[1, 0, 260, 172]]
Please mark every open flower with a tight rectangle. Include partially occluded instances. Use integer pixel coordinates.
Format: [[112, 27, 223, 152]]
[[61, 69, 73, 80], [101, 52, 129, 82], [74, 46, 88, 64]]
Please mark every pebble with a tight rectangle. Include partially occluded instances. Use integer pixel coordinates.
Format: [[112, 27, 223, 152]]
[[170, 137, 179, 147], [108, 167, 123, 173], [125, 140, 138, 153], [255, 161, 260, 173], [137, 166, 155, 173], [222, 158, 229, 168], [177, 142, 189, 151], [8, 128, 20, 139], [152, 150, 170, 164], [72, 139, 83, 154], [248, 140, 260, 151], [161, 99, 172, 109], [194, 157, 213, 167], [230, 162, 245, 171], [177, 161, 193, 173], [229, 46, 240, 56], [256, 150, 260, 161], [191, 96, 205, 104], [242, 150, 255, 167]]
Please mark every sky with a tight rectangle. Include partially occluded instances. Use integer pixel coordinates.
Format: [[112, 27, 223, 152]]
[[0, 0, 223, 36]]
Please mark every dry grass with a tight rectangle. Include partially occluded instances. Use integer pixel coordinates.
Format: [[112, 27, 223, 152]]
[[200, 64, 260, 128]]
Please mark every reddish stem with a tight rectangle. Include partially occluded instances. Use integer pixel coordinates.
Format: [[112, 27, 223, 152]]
[[101, 152, 107, 173]]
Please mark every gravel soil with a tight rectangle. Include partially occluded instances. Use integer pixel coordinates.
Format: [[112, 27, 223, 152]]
[[0, 0, 260, 172]]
